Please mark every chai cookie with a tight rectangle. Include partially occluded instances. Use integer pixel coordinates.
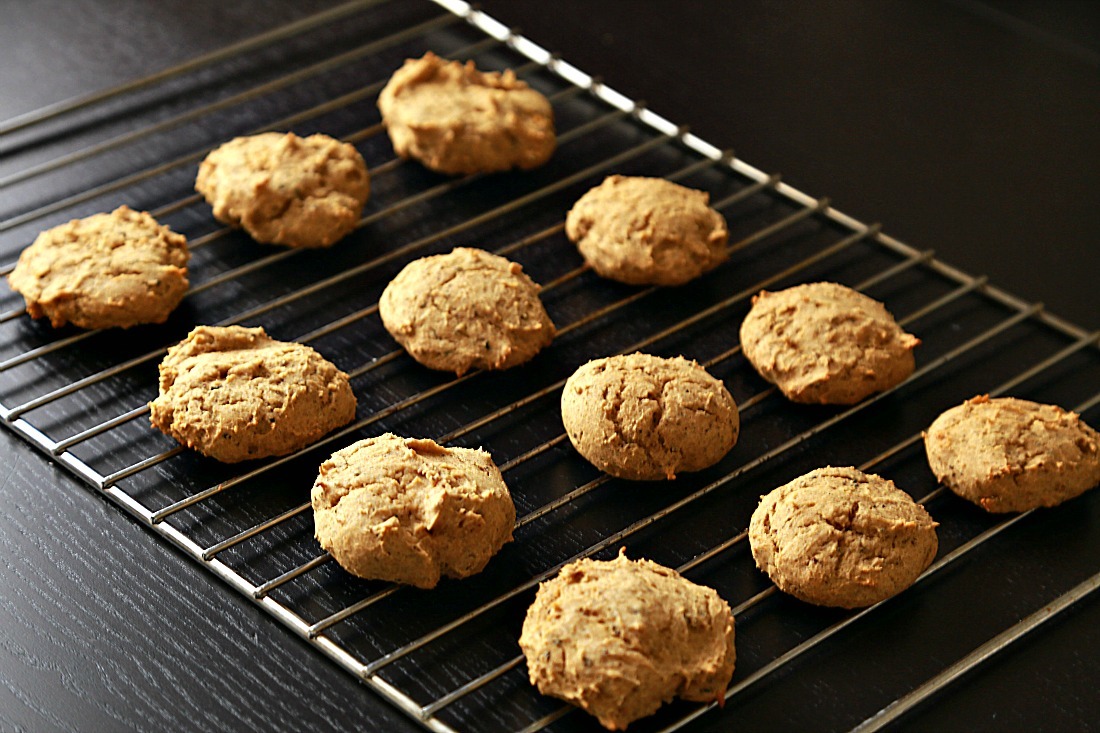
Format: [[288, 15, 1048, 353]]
[[377, 52, 555, 175], [8, 206, 189, 329], [149, 325, 356, 463], [564, 175, 729, 286], [379, 247, 555, 375], [195, 131, 369, 248], [925, 395, 1100, 513], [748, 467, 938, 608], [561, 353, 739, 480], [311, 433, 515, 589], [740, 282, 920, 404], [520, 551, 735, 731]]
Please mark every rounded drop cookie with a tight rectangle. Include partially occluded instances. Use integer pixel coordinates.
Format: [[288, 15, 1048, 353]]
[[195, 131, 369, 248], [311, 434, 515, 589], [379, 247, 555, 375], [748, 466, 938, 608], [149, 325, 356, 463], [519, 551, 736, 731], [564, 175, 729, 286], [925, 395, 1100, 513], [8, 206, 189, 329], [377, 52, 555, 175], [561, 353, 739, 480], [739, 282, 920, 404]]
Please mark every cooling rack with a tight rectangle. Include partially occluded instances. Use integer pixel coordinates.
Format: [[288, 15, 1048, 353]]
[[1, 1, 1098, 731]]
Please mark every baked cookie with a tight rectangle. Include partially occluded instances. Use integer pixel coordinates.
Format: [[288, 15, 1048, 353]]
[[925, 395, 1100, 513], [149, 325, 356, 463], [379, 247, 555, 375], [561, 353, 739, 481], [564, 175, 729, 286], [195, 131, 369, 248], [748, 467, 938, 608], [520, 551, 735, 731], [8, 206, 189, 329], [740, 282, 920, 404], [311, 433, 515, 589], [377, 52, 555, 175]]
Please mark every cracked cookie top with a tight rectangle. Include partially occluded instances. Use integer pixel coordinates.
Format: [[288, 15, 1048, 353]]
[[195, 131, 369, 248], [925, 395, 1100, 513], [378, 52, 555, 175], [520, 550, 735, 731], [565, 175, 729, 286], [740, 281, 920, 405], [379, 247, 555, 375], [748, 466, 938, 608], [9, 206, 189, 329], [311, 433, 515, 589], [560, 353, 739, 481], [149, 325, 356, 463]]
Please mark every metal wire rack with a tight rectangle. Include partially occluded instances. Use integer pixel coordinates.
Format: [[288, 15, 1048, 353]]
[[2, 1, 1099, 731]]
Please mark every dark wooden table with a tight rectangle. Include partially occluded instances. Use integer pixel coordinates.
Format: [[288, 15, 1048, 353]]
[[1, 1, 1097, 731]]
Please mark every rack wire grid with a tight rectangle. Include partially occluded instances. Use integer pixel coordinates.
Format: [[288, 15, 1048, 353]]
[[2, 1, 1099, 731]]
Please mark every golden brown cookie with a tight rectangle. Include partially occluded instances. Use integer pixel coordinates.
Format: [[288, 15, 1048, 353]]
[[149, 325, 356, 463], [379, 247, 555, 375], [739, 282, 920, 404], [560, 353, 739, 480], [195, 131, 369, 248], [8, 206, 189, 329], [748, 467, 938, 608], [519, 551, 735, 731], [311, 433, 515, 589], [925, 395, 1100, 513], [377, 52, 555, 175], [564, 175, 729, 286]]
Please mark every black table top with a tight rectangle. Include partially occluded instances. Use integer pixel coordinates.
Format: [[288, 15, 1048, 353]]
[[1, 2, 1097, 731]]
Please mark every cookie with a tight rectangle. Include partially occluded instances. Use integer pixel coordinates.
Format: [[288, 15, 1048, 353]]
[[564, 175, 729, 286], [739, 282, 920, 404], [561, 353, 739, 481], [748, 467, 938, 608], [311, 433, 515, 589], [195, 131, 369, 248], [149, 325, 356, 463], [924, 395, 1100, 513], [519, 551, 735, 731], [379, 247, 555, 375], [8, 206, 189, 329], [377, 52, 555, 175]]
